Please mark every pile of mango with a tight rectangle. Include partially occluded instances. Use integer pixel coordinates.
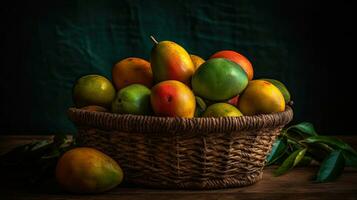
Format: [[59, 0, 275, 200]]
[[61, 37, 291, 194], [73, 36, 290, 118]]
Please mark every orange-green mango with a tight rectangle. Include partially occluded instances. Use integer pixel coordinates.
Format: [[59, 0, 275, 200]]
[[150, 80, 196, 118], [261, 78, 291, 103], [237, 80, 285, 115], [192, 58, 248, 101], [56, 147, 123, 194], [210, 50, 254, 80], [150, 41, 195, 85]]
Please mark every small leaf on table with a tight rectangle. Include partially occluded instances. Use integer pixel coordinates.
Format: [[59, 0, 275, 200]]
[[316, 150, 345, 182]]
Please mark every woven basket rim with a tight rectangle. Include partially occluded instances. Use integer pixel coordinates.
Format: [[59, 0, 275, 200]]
[[68, 106, 293, 135]]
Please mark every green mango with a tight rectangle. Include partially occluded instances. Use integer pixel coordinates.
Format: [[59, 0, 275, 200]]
[[192, 58, 248, 101], [112, 84, 152, 115]]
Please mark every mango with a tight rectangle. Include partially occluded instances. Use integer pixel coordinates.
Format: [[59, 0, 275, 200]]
[[111, 84, 152, 115], [150, 80, 196, 118], [73, 75, 116, 108], [203, 103, 243, 117], [150, 37, 195, 84], [210, 50, 254, 80], [112, 57, 153, 90], [237, 80, 285, 115], [56, 147, 123, 194], [191, 58, 248, 101], [261, 78, 291, 103], [190, 54, 205, 70]]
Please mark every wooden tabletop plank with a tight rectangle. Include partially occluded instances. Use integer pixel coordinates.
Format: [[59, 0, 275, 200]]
[[1, 135, 357, 200]]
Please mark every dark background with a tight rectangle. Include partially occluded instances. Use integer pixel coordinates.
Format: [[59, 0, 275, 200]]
[[1, 0, 355, 135]]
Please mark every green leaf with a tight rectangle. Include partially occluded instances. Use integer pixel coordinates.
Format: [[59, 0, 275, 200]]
[[273, 148, 306, 176], [287, 122, 318, 137], [285, 122, 318, 140], [272, 152, 290, 165], [342, 150, 357, 168], [286, 139, 302, 152], [30, 140, 51, 151], [266, 138, 288, 165], [296, 156, 313, 167], [302, 136, 357, 156], [293, 148, 307, 167], [316, 150, 345, 182], [306, 143, 333, 162]]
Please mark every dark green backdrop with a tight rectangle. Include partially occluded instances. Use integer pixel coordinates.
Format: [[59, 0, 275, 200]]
[[2, 0, 356, 134]]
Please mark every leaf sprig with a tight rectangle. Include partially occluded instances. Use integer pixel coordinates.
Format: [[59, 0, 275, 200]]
[[267, 122, 357, 182], [0, 134, 76, 185]]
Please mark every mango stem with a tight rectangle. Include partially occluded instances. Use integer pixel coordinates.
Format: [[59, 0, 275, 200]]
[[150, 36, 159, 44]]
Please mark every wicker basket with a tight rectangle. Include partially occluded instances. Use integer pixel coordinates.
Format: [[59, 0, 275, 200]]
[[68, 106, 293, 189]]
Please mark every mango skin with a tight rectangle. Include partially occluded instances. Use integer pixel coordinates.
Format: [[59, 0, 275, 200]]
[[151, 41, 195, 85], [191, 58, 248, 101], [72, 75, 116, 108], [261, 78, 291, 103], [111, 84, 152, 115], [237, 80, 285, 115], [203, 103, 243, 117], [112, 57, 153, 90], [227, 95, 239, 107], [210, 50, 254, 80], [55, 147, 123, 194], [150, 80, 196, 118], [190, 54, 205, 70]]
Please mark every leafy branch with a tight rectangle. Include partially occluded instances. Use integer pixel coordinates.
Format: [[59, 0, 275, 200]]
[[0, 134, 76, 185], [267, 122, 357, 182]]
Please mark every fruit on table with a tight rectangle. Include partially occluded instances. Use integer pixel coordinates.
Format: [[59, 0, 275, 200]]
[[150, 80, 196, 118], [210, 50, 254, 80], [112, 57, 153, 90], [261, 78, 291, 103], [191, 58, 248, 101], [112, 84, 151, 115], [190, 54, 205, 70], [55, 147, 123, 194], [237, 80, 285, 115], [203, 103, 243, 117], [150, 37, 195, 84], [194, 96, 207, 117], [73, 75, 116, 108]]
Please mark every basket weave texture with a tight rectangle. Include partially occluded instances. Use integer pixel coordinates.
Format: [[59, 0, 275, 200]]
[[68, 106, 293, 189]]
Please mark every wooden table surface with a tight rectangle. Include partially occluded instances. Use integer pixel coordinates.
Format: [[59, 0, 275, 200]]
[[1, 135, 357, 200]]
